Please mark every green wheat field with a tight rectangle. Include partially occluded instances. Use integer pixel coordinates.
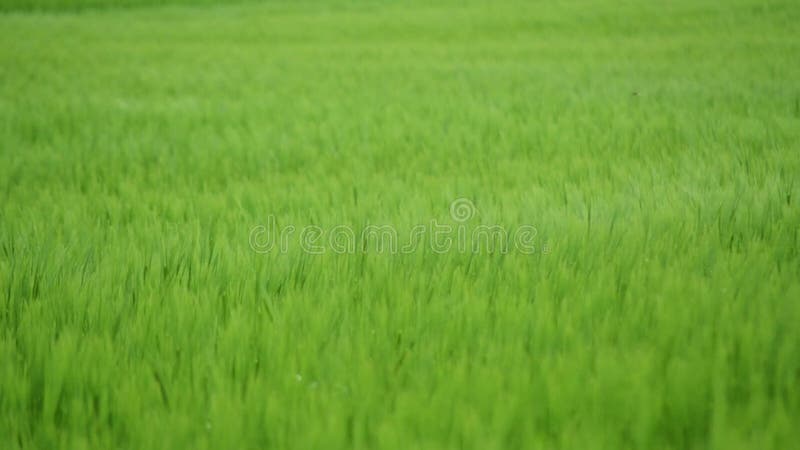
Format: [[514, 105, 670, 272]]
[[1, 0, 799, 448]]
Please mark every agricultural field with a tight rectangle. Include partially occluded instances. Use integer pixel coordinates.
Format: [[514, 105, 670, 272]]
[[1, 0, 799, 448]]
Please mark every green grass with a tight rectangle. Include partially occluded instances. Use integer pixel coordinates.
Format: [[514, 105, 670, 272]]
[[2, 0, 800, 448], [0, 0, 224, 12]]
